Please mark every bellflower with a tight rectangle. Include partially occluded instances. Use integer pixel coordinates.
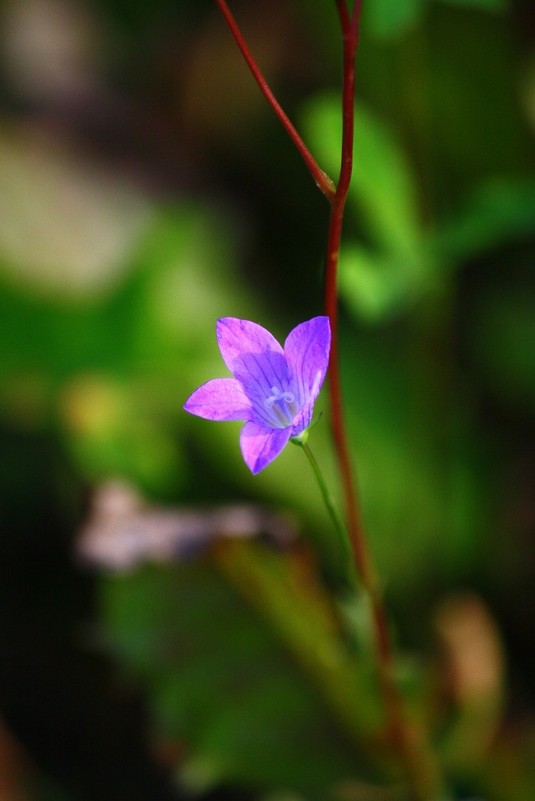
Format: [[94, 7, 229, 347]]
[[184, 316, 331, 474]]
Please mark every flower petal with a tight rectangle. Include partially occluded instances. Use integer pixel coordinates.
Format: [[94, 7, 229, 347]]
[[217, 318, 283, 374], [291, 397, 315, 436], [184, 378, 252, 421], [217, 318, 290, 424], [239, 420, 292, 474], [284, 316, 330, 412]]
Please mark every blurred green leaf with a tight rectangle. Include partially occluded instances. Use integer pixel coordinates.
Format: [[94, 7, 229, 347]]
[[58, 374, 183, 494], [338, 244, 436, 322], [101, 542, 383, 797], [304, 97, 422, 256], [0, 200, 260, 491], [436, 0, 507, 12], [470, 278, 535, 412], [338, 327, 484, 593], [304, 97, 437, 323], [0, 197, 254, 379], [363, 0, 426, 39], [434, 179, 535, 264]]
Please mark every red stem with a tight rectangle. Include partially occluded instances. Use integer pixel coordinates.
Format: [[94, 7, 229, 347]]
[[214, 0, 336, 201], [325, 0, 368, 579], [214, 1, 439, 795], [326, 5, 440, 798], [328, 0, 404, 747]]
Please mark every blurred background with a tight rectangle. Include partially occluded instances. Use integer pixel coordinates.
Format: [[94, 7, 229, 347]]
[[0, 0, 534, 799]]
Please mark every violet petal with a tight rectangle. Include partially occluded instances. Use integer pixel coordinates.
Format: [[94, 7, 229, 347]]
[[285, 316, 330, 409], [216, 318, 289, 411], [239, 420, 292, 474], [184, 378, 252, 421], [291, 396, 315, 436]]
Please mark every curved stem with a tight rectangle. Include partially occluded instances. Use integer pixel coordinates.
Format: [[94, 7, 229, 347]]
[[214, 0, 336, 201]]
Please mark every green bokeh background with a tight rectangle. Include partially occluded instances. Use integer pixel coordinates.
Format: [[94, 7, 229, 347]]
[[0, 1, 534, 800]]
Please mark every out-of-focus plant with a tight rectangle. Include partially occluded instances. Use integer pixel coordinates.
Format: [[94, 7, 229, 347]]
[[1, 0, 534, 800], [100, 1, 525, 799]]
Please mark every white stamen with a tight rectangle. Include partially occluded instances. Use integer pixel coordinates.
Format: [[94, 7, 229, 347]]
[[263, 385, 296, 427], [264, 386, 295, 408]]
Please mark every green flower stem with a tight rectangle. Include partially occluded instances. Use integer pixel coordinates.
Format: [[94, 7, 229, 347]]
[[293, 440, 441, 801], [292, 436, 355, 589]]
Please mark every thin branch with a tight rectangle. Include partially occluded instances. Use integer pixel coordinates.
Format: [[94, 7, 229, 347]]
[[325, 4, 362, 569], [351, 0, 363, 35], [214, 0, 336, 201], [324, 4, 441, 798], [336, 0, 351, 29], [328, 0, 401, 753], [213, 1, 441, 795]]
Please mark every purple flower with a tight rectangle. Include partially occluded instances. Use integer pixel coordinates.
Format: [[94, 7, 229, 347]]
[[184, 316, 331, 474]]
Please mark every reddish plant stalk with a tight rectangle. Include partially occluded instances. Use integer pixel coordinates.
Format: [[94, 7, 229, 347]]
[[214, 0, 336, 202], [214, 0, 396, 744], [325, 0, 365, 567], [327, 0, 401, 739], [327, 5, 440, 798], [214, 1, 439, 796], [330, 0, 401, 752]]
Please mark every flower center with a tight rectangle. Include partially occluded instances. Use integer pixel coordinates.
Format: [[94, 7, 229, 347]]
[[264, 386, 297, 428]]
